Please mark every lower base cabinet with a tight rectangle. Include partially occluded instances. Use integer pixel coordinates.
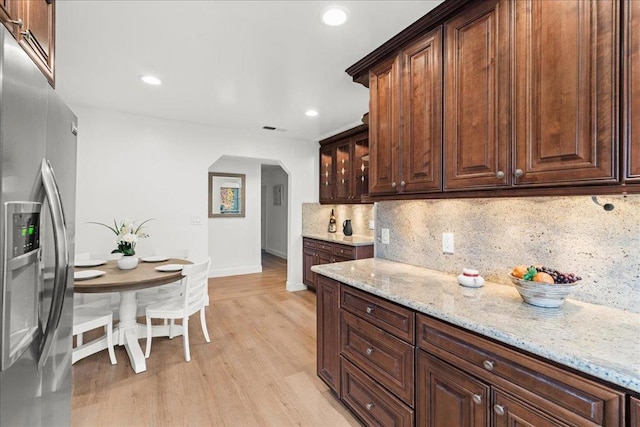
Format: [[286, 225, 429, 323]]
[[317, 279, 631, 426], [417, 352, 489, 427], [342, 357, 414, 427]]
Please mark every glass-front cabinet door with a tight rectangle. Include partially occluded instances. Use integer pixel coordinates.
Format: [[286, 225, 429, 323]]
[[353, 132, 369, 201], [335, 142, 352, 201], [320, 146, 334, 202]]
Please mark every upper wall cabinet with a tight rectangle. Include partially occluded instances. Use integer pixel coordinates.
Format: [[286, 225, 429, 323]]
[[625, 0, 640, 182], [443, 0, 509, 190], [1, 0, 55, 86], [319, 124, 370, 204], [369, 27, 442, 195], [347, 0, 631, 198], [512, 0, 618, 186]]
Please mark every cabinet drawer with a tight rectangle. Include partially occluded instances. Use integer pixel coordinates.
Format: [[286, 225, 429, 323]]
[[341, 286, 415, 344], [417, 314, 624, 426], [342, 357, 414, 427], [333, 244, 355, 258], [303, 238, 317, 249], [317, 242, 334, 253], [341, 310, 414, 406]]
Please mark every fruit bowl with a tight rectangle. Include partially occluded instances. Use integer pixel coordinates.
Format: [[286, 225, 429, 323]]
[[509, 275, 580, 308]]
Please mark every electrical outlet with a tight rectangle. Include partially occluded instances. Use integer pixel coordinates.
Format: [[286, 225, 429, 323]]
[[442, 232, 454, 254], [368, 220, 375, 230], [381, 228, 390, 244]]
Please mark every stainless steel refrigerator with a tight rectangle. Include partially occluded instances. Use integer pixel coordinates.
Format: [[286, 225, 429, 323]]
[[0, 25, 77, 426]]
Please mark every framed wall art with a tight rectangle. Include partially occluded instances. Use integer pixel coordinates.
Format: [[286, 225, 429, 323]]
[[273, 184, 283, 206], [208, 172, 246, 217]]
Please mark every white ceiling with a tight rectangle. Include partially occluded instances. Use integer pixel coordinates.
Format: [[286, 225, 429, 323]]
[[55, 1, 443, 141]]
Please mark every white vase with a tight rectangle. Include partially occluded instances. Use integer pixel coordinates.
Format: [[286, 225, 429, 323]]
[[117, 255, 139, 270]]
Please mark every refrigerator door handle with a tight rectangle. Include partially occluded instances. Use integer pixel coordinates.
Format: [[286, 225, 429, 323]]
[[37, 159, 69, 372]]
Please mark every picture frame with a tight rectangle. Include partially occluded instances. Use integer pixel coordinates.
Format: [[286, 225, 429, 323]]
[[273, 184, 283, 206], [208, 172, 246, 217]]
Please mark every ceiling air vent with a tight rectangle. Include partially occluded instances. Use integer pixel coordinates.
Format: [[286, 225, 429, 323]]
[[262, 126, 287, 132]]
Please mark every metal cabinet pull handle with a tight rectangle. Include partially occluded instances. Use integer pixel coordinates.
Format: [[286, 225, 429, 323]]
[[493, 405, 505, 416], [366, 347, 374, 356], [400, 180, 406, 187], [472, 394, 482, 405], [391, 182, 397, 188], [6, 18, 23, 28], [483, 360, 494, 371], [514, 168, 524, 178], [496, 170, 505, 179], [366, 402, 374, 411], [365, 306, 375, 314]]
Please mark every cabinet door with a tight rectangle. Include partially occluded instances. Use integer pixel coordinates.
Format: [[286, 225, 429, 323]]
[[319, 145, 334, 203], [19, 0, 55, 86], [335, 141, 352, 202], [1, 0, 18, 37], [444, 0, 509, 190], [492, 389, 571, 427], [352, 132, 369, 200], [317, 276, 341, 394], [417, 352, 489, 427], [318, 250, 333, 266], [625, 0, 640, 181], [369, 55, 401, 194], [401, 27, 443, 193], [513, 0, 617, 186], [630, 396, 640, 427], [302, 248, 317, 289]]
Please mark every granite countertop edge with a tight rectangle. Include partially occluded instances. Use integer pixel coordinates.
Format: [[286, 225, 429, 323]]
[[303, 233, 374, 247], [311, 258, 640, 394]]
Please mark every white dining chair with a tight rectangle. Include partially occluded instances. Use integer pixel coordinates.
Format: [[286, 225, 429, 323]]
[[136, 249, 190, 315], [72, 305, 117, 365], [144, 258, 211, 362]]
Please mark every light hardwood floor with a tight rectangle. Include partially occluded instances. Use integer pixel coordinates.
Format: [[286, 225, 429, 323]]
[[72, 253, 361, 427]]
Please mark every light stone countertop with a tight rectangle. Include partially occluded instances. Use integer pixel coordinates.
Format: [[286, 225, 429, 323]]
[[303, 233, 374, 247], [311, 258, 640, 393]]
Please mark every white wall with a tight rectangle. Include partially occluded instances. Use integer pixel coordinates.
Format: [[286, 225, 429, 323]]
[[261, 166, 288, 259], [73, 106, 317, 291], [208, 157, 262, 277]]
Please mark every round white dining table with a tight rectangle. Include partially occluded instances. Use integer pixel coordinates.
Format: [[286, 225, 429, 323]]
[[74, 258, 192, 373]]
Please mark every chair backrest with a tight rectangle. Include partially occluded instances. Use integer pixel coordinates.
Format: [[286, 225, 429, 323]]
[[181, 258, 211, 316]]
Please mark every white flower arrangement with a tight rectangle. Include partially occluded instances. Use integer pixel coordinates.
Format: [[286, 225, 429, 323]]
[[89, 218, 152, 256]]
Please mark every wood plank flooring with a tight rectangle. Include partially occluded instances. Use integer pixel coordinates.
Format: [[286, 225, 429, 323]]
[[71, 253, 360, 426]]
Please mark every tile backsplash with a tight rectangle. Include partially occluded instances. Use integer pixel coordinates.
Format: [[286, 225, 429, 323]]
[[375, 195, 640, 313], [303, 203, 374, 237]]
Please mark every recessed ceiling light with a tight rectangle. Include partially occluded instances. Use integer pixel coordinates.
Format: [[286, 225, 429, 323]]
[[305, 110, 319, 117], [139, 75, 162, 85], [321, 6, 349, 26]]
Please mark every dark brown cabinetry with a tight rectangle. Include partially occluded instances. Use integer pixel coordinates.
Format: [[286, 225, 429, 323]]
[[369, 27, 442, 195], [416, 314, 624, 426], [317, 276, 341, 395], [1, 0, 55, 86], [348, 0, 635, 198], [512, 0, 617, 187], [631, 396, 640, 427], [417, 352, 489, 427], [625, 0, 640, 182], [443, 0, 509, 190], [319, 125, 370, 204], [316, 277, 633, 426], [302, 237, 373, 291]]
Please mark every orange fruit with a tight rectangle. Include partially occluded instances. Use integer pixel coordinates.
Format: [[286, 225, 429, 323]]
[[533, 272, 554, 284], [511, 265, 528, 279]]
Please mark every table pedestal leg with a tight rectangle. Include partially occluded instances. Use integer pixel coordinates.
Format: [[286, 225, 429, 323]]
[[115, 290, 146, 373]]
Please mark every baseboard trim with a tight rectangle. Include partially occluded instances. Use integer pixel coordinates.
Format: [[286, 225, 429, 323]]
[[208, 264, 262, 278], [265, 248, 287, 259], [286, 281, 307, 292]]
